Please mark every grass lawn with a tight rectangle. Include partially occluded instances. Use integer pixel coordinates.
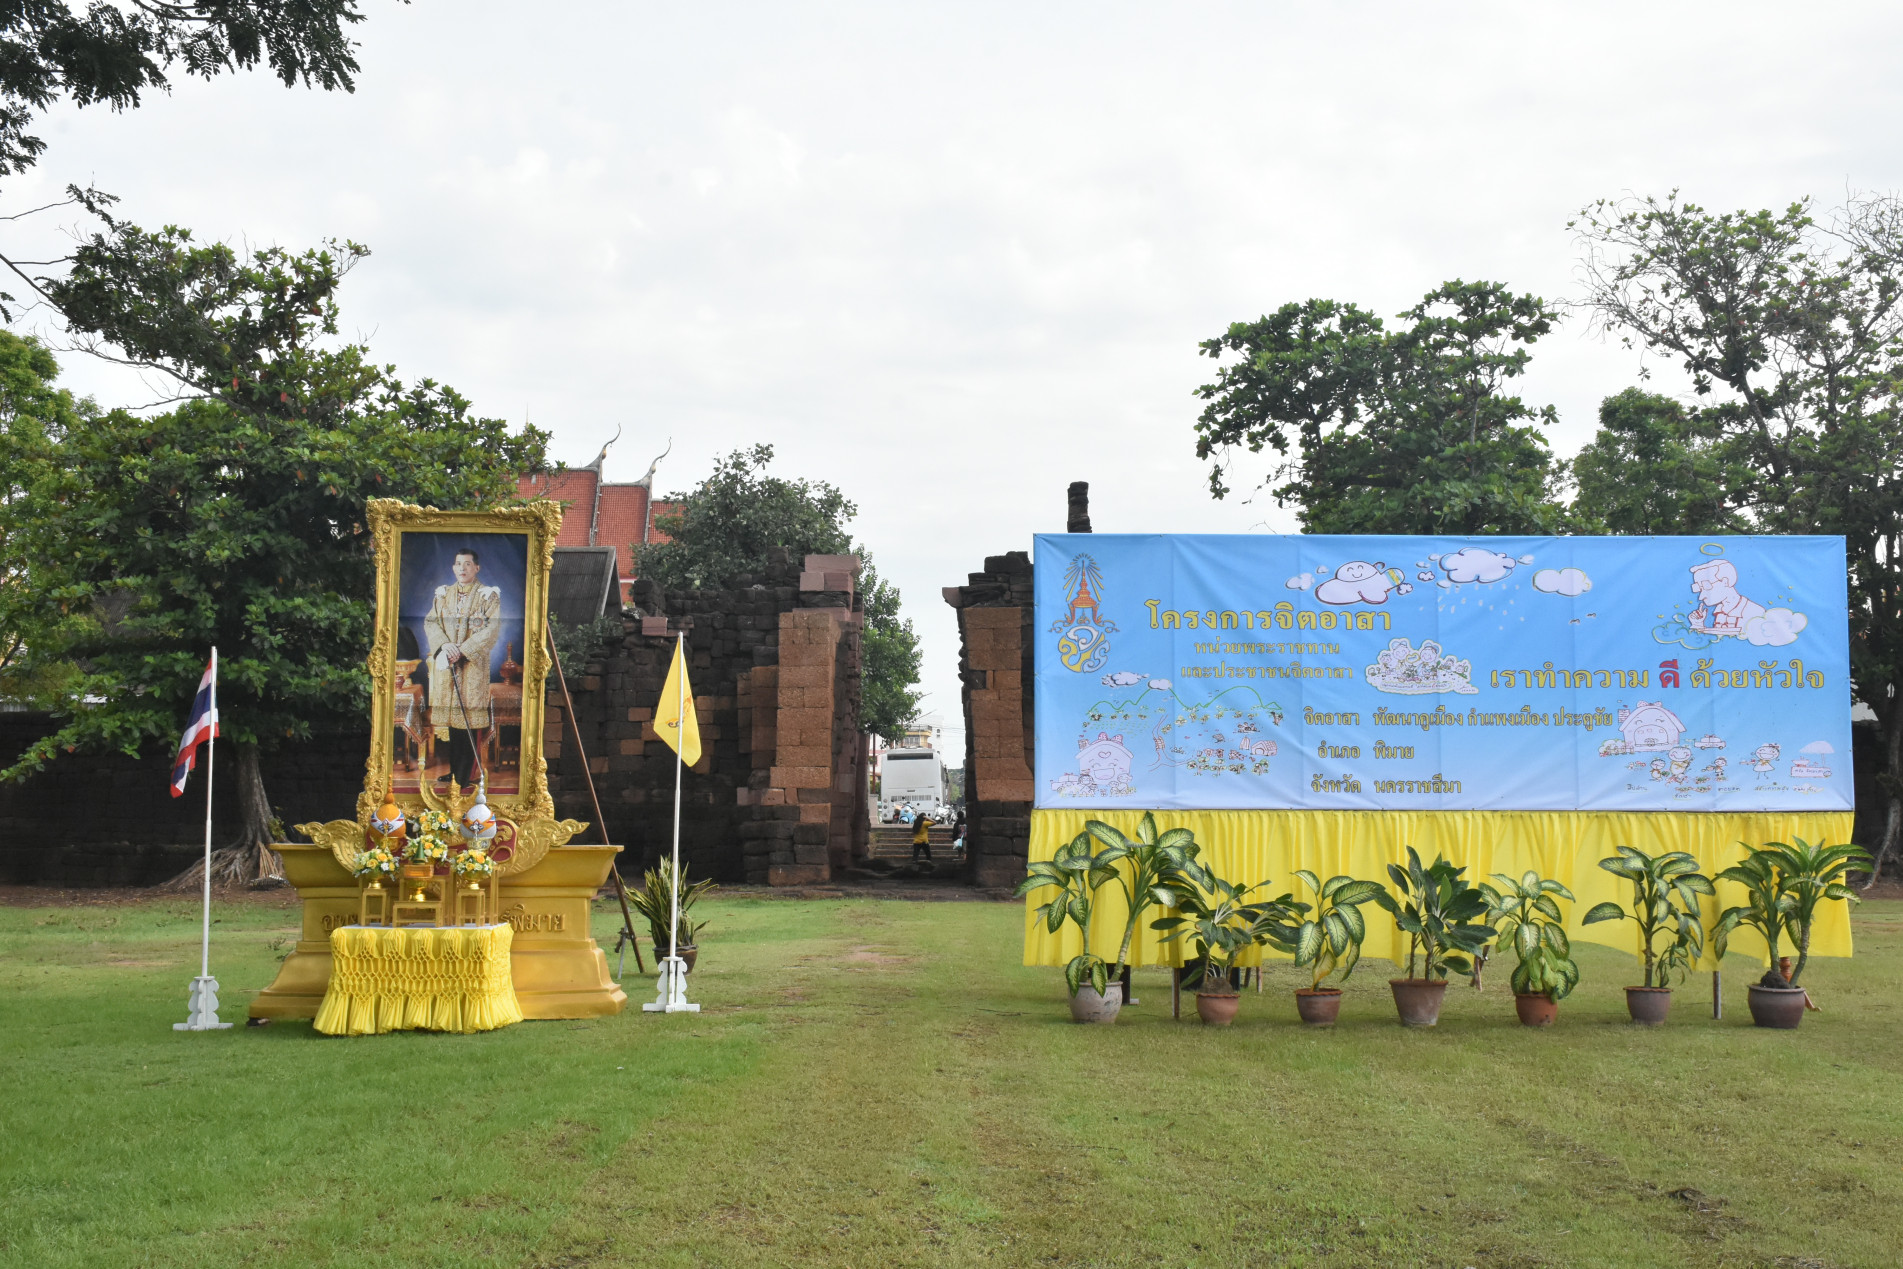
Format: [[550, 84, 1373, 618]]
[[1, 891, 1900, 1269]]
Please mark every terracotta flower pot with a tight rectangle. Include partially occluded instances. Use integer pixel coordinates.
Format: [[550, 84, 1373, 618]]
[[678, 945, 698, 974], [1294, 988, 1343, 1026], [1069, 984, 1123, 1024], [1625, 986, 1672, 1025], [1389, 978, 1447, 1027], [1195, 991, 1241, 1026], [1746, 984, 1807, 1029], [1514, 992, 1559, 1027]]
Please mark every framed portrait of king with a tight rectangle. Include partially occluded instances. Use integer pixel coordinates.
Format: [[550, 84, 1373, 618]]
[[362, 499, 567, 866]]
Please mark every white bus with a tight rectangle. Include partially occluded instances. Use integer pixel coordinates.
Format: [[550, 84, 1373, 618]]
[[878, 748, 944, 821]]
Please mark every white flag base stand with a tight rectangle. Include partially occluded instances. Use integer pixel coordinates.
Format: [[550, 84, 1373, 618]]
[[173, 975, 234, 1031], [642, 956, 699, 1013]]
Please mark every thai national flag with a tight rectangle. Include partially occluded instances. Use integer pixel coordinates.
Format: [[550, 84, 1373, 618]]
[[170, 653, 219, 798]]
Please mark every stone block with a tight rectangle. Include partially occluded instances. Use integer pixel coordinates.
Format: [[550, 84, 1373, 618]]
[[798, 803, 831, 825], [768, 864, 828, 886], [793, 841, 829, 864], [761, 788, 787, 806], [769, 765, 829, 790]]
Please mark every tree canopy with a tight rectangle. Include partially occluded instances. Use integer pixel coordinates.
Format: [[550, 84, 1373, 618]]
[[1569, 388, 1748, 535], [1575, 191, 1903, 881], [0, 206, 547, 874], [1192, 281, 1569, 534], [636, 444, 922, 740], [0, 1, 364, 181]]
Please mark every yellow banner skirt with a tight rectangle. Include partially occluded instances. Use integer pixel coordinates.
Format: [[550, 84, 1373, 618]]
[[1022, 809, 1856, 971], [316, 924, 525, 1035]]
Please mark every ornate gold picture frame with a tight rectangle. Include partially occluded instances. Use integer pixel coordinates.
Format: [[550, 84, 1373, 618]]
[[319, 497, 580, 876]]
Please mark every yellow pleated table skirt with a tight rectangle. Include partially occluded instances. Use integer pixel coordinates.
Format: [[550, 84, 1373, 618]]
[[1023, 809, 1857, 970], [315, 924, 524, 1035]]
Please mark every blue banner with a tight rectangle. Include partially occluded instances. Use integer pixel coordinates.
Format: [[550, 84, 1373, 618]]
[[1033, 535, 1852, 813]]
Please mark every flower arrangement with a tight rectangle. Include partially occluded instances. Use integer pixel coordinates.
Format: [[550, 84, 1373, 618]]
[[353, 846, 398, 880], [404, 810, 455, 865], [453, 848, 496, 879]]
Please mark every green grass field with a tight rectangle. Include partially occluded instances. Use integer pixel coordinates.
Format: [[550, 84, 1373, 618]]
[[1, 891, 1899, 1269]]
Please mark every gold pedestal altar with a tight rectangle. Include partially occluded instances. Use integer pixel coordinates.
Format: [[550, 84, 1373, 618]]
[[248, 842, 628, 1022]]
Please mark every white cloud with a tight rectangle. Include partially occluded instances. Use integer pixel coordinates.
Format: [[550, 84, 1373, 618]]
[[1439, 547, 1518, 585], [1286, 573, 1313, 591], [1518, 554, 1536, 565], [1101, 670, 1145, 686], [1801, 740, 1834, 754], [1532, 567, 1591, 597], [1744, 608, 1808, 647], [1148, 678, 1172, 691]]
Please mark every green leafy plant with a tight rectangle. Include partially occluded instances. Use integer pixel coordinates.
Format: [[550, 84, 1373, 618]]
[[1149, 860, 1295, 994], [1015, 831, 1120, 997], [1582, 846, 1715, 987], [1272, 871, 1388, 990], [1372, 848, 1495, 981], [1754, 837, 1869, 987], [1081, 814, 1202, 986], [1479, 870, 1580, 1001], [1712, 845, 1794, 981], [629, 858, 717, 953]]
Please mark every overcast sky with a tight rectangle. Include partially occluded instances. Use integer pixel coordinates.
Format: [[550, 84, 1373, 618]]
[[9, 1, 1902, 753]]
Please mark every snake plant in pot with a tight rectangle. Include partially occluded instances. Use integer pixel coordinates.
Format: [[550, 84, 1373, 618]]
[[1478, 871, 1579, 1027], [1582, 845, 1714, 1024], [1150, 858, 1295, 1025], [1015, 831, 1123, 1022], [1081, 814, 1203, 1006], [1271, 871, 1388, 1025], [1372, 848, 1495, 1027]]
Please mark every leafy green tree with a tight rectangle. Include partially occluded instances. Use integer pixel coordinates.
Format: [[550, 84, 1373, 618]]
[[1569, 388, 1748, 534], [1192, 280, 1570, 534], [859, 557, 922, 743], [1576, 192, 1903, 882], [636, 444, 922, 742], [0, 1, 364, 182], [0, 209, 547, 884]]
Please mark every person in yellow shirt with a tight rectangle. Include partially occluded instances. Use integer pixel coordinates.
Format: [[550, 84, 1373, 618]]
[[911, 812, 935, 862]]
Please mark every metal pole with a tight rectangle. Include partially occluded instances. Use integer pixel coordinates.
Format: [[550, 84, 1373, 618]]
[[1712, 969, 1722, 1020], [668, 631, 684, 966], [545, 619, 642, 974], [200, 646, 216, 979]]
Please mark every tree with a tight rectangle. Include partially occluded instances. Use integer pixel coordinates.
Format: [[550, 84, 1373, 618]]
[[0, 1, 364, 182], [1569, 388, 1749, 534], [636, 445, 923, 740], [860, 557, 922, 743], [1192, 280, 1570, 534], [0, 207, 548, 884], [1575, 192, 1903, 882], [635, 445, 853, 590]]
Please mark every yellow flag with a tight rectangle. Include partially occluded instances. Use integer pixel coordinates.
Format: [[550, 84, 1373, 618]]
[[655, 637, 701, 766]]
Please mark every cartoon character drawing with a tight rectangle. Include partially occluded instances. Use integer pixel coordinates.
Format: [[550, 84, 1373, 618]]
[[1688, 560, 1766, 637], [1667, 746, 1693, 783], [1617, 702, 1686, 752], [1315, 560, 1412, 605], [1078, 733, 1134, 789], [1702, 757, 1728, 781], [1648, 758, 1669, 781], [1747, 742, 1781, 774]]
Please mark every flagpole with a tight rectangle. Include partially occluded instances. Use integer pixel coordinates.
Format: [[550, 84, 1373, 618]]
[[668, 631, 684, 967], [200, 646, 216, 980]]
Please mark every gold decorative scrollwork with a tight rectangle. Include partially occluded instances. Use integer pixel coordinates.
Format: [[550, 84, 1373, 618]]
[[341, 499, 584, 868]]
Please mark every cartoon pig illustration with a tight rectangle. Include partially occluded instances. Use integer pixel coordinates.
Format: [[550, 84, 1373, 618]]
[[1078, 732, 1133, 788]]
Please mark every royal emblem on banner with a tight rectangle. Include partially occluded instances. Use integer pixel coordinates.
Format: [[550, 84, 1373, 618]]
[[1052, 553, 1117, 673]]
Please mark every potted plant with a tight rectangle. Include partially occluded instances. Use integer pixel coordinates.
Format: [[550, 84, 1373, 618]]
[[1718, 837, 1868, 1028], [1272, 870, 1388, 1025], [1149, 859, 1293, 1025], [1082, 814, 1203, 1006], [1372, 848, 1495, 1027], [1016, 831, 1123, 1022], [629, 858, 716, 973], [1478, 870, 1580, 1027], [1582, 845, 1714, 1024]]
